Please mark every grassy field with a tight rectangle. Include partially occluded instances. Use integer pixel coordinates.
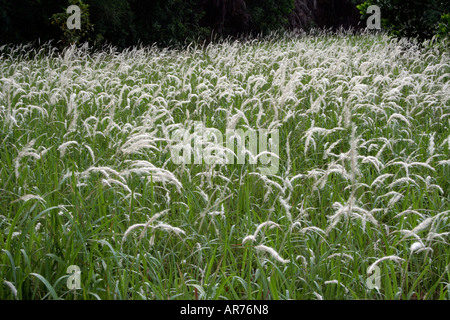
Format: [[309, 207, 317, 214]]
[[0, 31, 449, 300]]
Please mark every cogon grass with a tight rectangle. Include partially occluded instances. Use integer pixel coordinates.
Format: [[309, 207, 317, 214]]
[[0, 31, 449, 300]]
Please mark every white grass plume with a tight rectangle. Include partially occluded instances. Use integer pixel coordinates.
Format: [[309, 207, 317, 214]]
[[290, 222, 325, 236], [2, 280, 17, 299], [11, 194, 46, 204], [58, 140, 79, 158], [411, 217, 434, 234], [13, 139, 40, 179], [324, 280, 349, 293], [410, 241, 424, 253], [152, 223, 186, 235], [102, 178, 132, 194], [121, 160, 183, 192], [367, 255, 405, 274], [122, 223, 146, 245], [242, 221, 281, 244], [255, 244, 290, 264], [121, 210, 182, 245]]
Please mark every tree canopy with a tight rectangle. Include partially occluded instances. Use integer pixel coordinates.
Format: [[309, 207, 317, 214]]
[[0, 0, 447, 48]]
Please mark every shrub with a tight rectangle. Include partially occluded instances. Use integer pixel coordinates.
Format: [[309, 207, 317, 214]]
[[355, 0, 449, 41], [50, 0, 94, 45]]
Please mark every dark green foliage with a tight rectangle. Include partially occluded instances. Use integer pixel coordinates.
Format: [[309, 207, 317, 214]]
[[436, 12, 450, 40], [129, 0, 208, 46], [1, 0, 298, 47], [87, 0, 135, 48], [10, 0, 443, 48], [246, 0, 295, 34], [50, 0, 94, 45], [354, 0, 450, 41], [0, 0, 66, 45]]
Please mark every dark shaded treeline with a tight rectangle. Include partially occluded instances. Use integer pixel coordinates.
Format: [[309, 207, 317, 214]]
[[0, 0, 363, 48], [355, 0, 450, 41]]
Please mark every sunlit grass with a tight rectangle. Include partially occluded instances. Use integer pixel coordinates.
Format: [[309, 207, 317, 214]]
[[0, 31, 449, 300]]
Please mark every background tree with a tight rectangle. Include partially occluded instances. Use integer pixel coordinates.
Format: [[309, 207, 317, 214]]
[[2, 0, 445, 48], [0, 0, 66, 44], [51, 0, 94, 45], [354, 0, 449, 41]]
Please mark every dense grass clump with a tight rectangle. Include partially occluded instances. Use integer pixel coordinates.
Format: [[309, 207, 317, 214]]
[[0, 31, 449, 300]]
